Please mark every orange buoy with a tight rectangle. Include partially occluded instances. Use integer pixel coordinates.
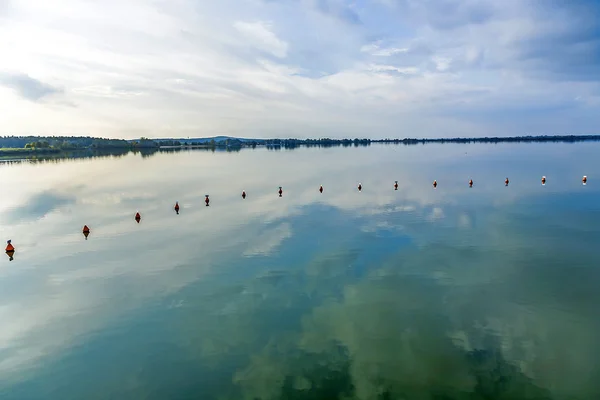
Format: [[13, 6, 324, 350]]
[[505, 178, 509, 186], [319, 185, 323, 193], [5, 240, 14, 252], [469, 179, 473, 188], [205, 195, 210, 206], [358, 183, 362, 192], [174, 202, 180, 214], [583, 176, 587, 184], [5, 240, 14, 261], [278, 187, 283, 197], [135, 212, 141, 223], [242, 190, 246, 199], [541, 176, 546, 185], [433, 180, 437, 188], [394, 181, 398, 190]]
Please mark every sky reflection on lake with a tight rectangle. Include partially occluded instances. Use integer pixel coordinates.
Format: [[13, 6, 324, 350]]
[[1, 143, 599, 399]]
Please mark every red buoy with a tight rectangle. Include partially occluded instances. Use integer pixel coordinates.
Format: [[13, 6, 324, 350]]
[[174, 202, 180, 214], [83, 225, 90, 239], [358, 183, 362, 192], [82, 225, 90, 240], [319, 185, 323, 193], [242, 190, 246, 199], [5, 240, 14, 261], [394, 181, 398, 190], [541, 176, 546, 185], [583, 176, 587, 184], [505, 178, 509, 186], [433, 180, 437, 188], [135, 212, 141, 223], [469, 179, 473, 188], [205, 195, 210, 206], [278, 187, 283, 197]]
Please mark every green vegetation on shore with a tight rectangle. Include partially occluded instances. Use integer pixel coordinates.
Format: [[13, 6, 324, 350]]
[[1, 133, 599, 157]]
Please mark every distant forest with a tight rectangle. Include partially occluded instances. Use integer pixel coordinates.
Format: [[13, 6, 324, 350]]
[[1, 134, 599, 153]]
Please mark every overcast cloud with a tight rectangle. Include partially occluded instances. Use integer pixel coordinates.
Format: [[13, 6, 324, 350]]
[[0, 0, 598, 138]]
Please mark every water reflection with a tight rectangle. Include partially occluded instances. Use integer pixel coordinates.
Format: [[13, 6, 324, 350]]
[[0, 143, 599, 399]]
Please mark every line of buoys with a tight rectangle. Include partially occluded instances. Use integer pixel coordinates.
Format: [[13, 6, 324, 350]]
[[5, 240, 14, 261], [4, 175, 590, 261]]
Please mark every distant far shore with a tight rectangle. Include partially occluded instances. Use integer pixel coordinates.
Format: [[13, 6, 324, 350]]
[[1, 134, 599, 161]]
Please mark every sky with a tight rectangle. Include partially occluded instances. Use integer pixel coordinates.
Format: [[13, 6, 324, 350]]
[[0, 0, 599, 139]]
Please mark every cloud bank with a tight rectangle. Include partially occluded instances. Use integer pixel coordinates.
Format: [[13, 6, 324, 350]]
[[0, 0, 598, 138]]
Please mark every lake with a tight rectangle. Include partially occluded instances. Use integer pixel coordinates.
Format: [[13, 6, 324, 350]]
[[1, 142, 599, 399]]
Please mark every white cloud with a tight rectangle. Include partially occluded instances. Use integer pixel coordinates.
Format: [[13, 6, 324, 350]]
[[233, 21, 289, 58], [0, 0, 598, 138]]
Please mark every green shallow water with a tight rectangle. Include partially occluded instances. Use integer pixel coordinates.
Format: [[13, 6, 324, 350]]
[[0, 142, 599, 399]]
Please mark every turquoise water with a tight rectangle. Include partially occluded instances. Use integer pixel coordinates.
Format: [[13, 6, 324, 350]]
[[1, 142, 599, 399]]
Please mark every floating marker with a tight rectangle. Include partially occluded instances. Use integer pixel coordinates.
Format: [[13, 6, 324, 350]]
[[319, 185, 323, 193], [358, 183, 362, 192], [433, 180, 437, 188], [505, 178, 509, 186], [82, 225, 90, 240], [278, 187, 283, 197], [469, 179, 473, 188], [242, 190, 246, 199], [394, 181, 398, 190], [205, 195, 210, 206], [135, 212, 141, 222], [541, 176, 546, 185], [5, 240, 14, 261], [174, 202, 180, 214], [583, 176, 587, 185]]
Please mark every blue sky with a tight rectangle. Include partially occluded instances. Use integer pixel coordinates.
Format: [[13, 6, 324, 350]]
[[0, 0, 599, 139]]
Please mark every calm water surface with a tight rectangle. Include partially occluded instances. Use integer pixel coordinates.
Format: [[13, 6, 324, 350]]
[[1, 143, 599, 399]]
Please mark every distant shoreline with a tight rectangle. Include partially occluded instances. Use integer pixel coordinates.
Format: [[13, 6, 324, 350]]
[[1, 134, 599, 161]]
